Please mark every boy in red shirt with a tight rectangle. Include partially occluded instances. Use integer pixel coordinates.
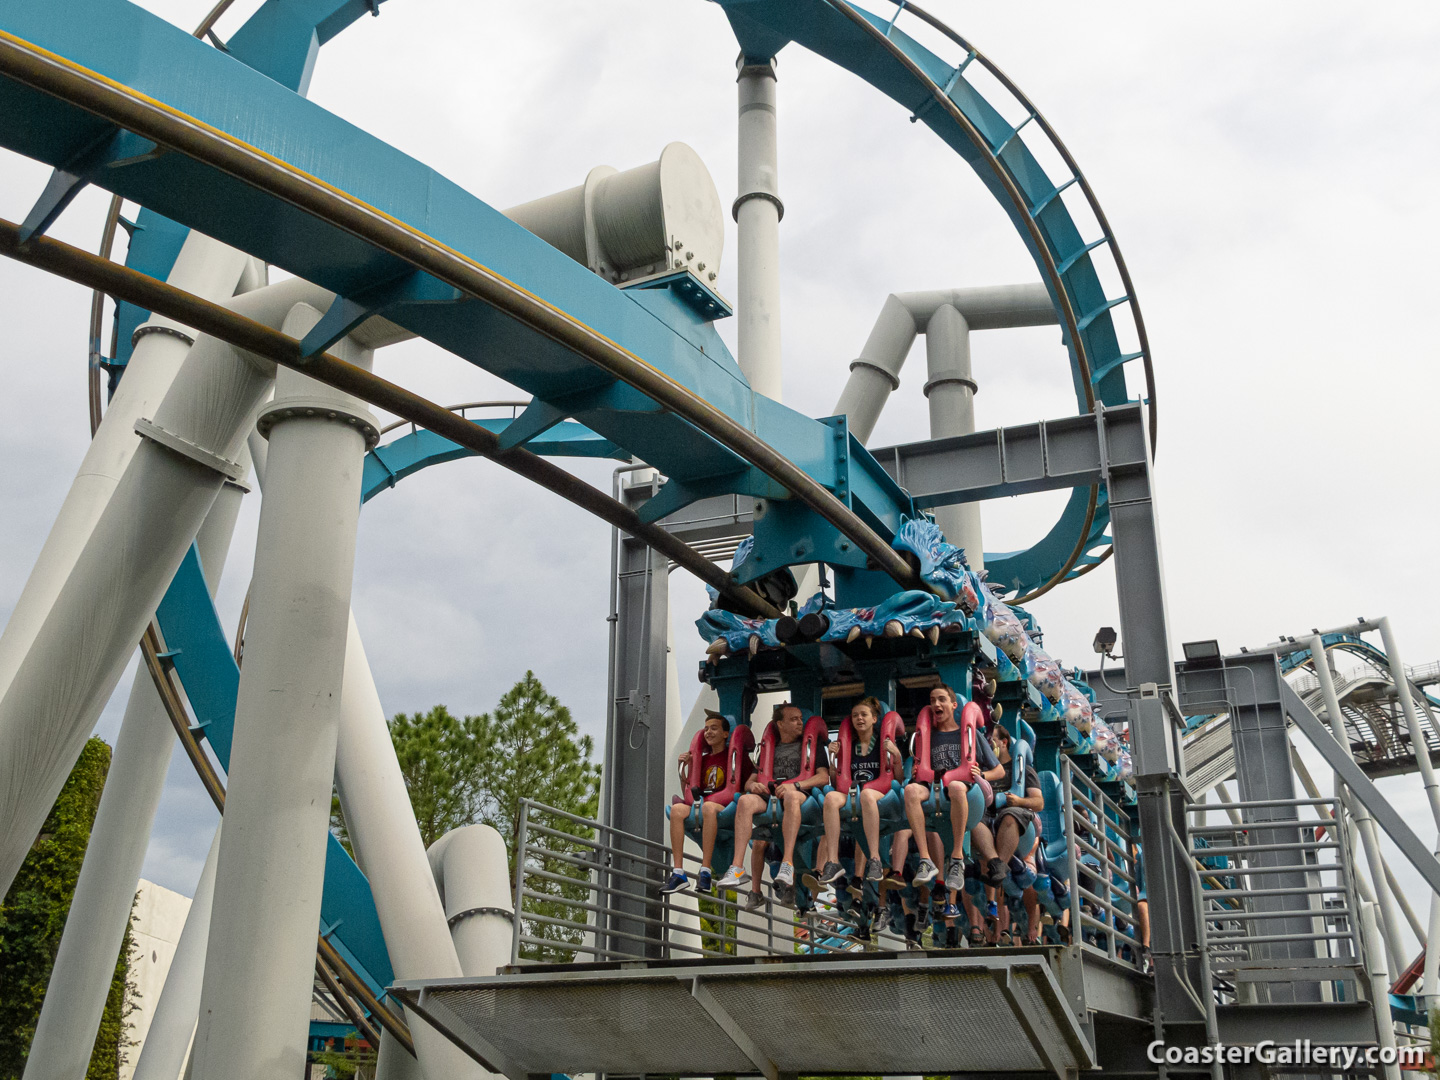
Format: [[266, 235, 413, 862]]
[[664, 711, 752, 894]]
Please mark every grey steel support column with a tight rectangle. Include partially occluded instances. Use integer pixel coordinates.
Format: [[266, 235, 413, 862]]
[[1218, 651, 1322, 1003], [604, 472, 670, 957], [924, 303, 983, 572], [1098, 405, 1206, 1029]]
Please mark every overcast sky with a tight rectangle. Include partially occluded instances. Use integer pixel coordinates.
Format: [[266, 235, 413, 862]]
[[0, 0, 1436, 943]]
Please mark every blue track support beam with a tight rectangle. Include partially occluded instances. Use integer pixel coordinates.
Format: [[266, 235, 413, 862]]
[[360, 419, 627, 502], [0, 0, 911, 571]]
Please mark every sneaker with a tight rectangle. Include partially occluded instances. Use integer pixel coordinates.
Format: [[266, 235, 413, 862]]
[[774, 882, 796, 908], [716, 865, 750, 889], [985, 900, 999, 920], [882, 868, 905, 889], [775, 861, 795, 887], [942, 902, 960, 919], [662, 871, 690, 894], [744, 890, 765, 913], [697, 868, 712, 893], [846, 881, 863, 901], [801, 872, 822, 895], [945, 859, 965, 892], [865, 858, 884, 883], [985, 857, 1008, 886], [914, 858, 939, 885], [874, 907, 891, 935], [818, 861, 845, 885]]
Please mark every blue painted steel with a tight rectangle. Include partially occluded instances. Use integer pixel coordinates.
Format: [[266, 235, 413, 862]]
[[0, 0, 927, 576], [361, 419, 626, 503], [153, 548, 394, 995], [715, 0, 1135, 593], [106, 0, 386, 375]]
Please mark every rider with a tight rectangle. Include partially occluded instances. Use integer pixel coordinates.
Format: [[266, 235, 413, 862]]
[[663, 711, 751, 894], [972, 724, 1043, 889], [717, 702, 829, 907], [814, 697, 902, 889], [902, 685, 1004, 902]]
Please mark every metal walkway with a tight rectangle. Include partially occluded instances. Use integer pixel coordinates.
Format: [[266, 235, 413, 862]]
[[393, 948, 1154, 1080]]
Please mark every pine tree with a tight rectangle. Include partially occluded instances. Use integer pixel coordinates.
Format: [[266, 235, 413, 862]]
[[468, 671, 601, 882]]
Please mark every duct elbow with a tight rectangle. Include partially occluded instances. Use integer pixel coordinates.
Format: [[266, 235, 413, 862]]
[[428, 824, 514, 977]]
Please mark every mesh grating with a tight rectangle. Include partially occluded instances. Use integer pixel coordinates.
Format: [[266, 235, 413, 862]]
[[709, 968, 1047, 1073], [427, 981, 755, 1075]]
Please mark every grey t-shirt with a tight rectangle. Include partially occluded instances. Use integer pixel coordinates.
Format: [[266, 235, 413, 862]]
[[773, 739, 803, 784], [918, 727, 999, 774]]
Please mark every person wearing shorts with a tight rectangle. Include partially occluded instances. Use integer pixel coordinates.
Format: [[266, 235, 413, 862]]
[[972, 724, 1043, 889], [717, 702, 829, 909], [664, 711, 752, 894]]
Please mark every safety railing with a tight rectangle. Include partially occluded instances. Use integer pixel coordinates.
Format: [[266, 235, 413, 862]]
[[510, 800, 862, 966], [1185, 797, 1366, 1004], [1061, 759, 1144, 968]]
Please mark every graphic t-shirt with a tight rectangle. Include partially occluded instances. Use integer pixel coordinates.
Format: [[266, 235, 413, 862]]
[[773, 739, 804, 784], [849, 738, 882, 786], [918, 727, 1000, 773], [699, 749, 729, 795]]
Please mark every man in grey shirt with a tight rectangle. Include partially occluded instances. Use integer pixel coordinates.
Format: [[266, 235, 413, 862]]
[[718, 703, 829, 908]]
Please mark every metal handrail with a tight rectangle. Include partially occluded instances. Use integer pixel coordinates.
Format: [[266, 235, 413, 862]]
[[511, 799, 861, 966], [1061, 759, 1142, 967], [1185, 797, 1366, 1000]]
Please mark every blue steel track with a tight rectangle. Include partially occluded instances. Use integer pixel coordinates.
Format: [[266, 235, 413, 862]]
[[0, 0, 1157, 1032]]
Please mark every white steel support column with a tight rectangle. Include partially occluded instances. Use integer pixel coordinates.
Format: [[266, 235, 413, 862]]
[[735, 55, 783, 401], [0, 278, 307, 894], [1376, 618, 1440, 1001], [0, 232, 249, 698], [1308, 637, 1404, 978], [22, 478, 248, 1080], [923, 303, 983, 571], [131, 822, 222, 1080], [337, 615, 487, 1080], [189, 304, 376, 1078]]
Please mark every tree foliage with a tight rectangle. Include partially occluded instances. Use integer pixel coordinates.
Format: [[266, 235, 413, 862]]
[[467, 671, 601, 879], [381, 672, 602, 962], [0, 736, 133, 1079]]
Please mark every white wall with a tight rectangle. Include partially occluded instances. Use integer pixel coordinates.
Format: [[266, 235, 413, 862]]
[[122, 879, 193, 1080]]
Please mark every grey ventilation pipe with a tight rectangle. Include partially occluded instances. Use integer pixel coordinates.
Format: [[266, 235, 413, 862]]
[[833, 283, 1057, 571]]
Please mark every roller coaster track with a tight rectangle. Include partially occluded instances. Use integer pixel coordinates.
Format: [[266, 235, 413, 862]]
[[1183, 635, 1440, 791], [0, 0, 1160, 1046]]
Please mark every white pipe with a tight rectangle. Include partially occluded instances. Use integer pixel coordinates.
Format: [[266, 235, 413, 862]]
[[1376, 619, 1440, 1001], [336, 614, 487, 1080], [1360, 901, 1403, 1080], [0, 282, 333, 896], [375, 1029, 425, 1080], [131, 822, 222, 1080], [21, 476, 248, 1080], [924, 303, 983, 571], [1309, 635, 1406, 979], [427, 824, 515, 979], [833, 283, 1055, 444], [0, 232, 250, 699], [736, 56, 783, 401], [189, 305, 375, 1079]]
